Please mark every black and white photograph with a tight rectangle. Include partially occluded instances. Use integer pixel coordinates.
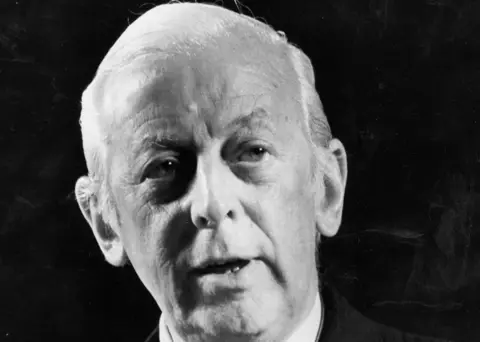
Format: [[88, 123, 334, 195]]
[[0, 1, 479, 341]]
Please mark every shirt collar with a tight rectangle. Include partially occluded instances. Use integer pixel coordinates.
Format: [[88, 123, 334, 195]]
[[159, 292, 323, 342], [287, 291, 323, 342]]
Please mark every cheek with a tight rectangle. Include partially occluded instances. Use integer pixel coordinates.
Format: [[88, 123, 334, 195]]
[[114, 191, 180, 302], [278, 188, 316, 258], [258, 156, 317, 265], [112, 183, 164, 278], [115, 185, 150, 236], [116, 184, 192, 268], [255, 186, 316, 302]]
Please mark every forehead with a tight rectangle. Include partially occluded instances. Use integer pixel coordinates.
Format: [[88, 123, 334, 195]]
[[97, 40, 304, 148]]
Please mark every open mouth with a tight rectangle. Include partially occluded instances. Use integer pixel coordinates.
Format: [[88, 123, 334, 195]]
[[193, 259, 250, 276]]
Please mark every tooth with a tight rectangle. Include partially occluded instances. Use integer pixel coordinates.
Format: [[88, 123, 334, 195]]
[[232, 266, 240, 272]]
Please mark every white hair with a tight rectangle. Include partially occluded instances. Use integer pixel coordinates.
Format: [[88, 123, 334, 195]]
[[79, 2, 332, 220]]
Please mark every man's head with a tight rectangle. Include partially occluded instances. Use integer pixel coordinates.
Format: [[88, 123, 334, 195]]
[[75, 2, 347, 341]]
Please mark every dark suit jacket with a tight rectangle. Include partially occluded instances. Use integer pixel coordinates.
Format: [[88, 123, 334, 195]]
[[318, 284, 452, 342], [144, 284, 453, 342]]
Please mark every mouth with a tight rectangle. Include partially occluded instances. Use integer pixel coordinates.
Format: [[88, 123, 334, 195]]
[[192, 259, 251, 276]]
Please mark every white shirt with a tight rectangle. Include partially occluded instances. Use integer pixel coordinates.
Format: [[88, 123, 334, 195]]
[[159, 292, 323, 342]]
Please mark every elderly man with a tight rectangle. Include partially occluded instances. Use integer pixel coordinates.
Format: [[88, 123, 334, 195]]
[[74, 2, 450, 342]]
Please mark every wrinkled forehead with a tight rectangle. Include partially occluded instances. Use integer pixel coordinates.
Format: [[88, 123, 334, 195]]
[[90, 29, 302, 142]]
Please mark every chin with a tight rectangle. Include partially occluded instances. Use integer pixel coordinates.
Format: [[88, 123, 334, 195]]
[[176, 288, 292, 342]]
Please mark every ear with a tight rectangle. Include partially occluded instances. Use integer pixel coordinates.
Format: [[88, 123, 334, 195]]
[[75, 176, 126, 266], [314, 139, 348, 237]]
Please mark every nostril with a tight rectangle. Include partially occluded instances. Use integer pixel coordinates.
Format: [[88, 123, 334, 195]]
[[194, 210, 235, 229], [197, 216, 209, 227]]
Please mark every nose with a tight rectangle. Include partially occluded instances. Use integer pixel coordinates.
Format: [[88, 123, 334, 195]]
[[189, 156, 239, 229]]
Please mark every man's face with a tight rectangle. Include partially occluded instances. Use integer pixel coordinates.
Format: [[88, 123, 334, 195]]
[[103, 43, 322, 341]]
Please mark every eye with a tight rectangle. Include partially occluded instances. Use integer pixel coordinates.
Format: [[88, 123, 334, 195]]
[[139, 150, 197, 204], [237, 145, 269, 163], [143, 158, 179, 181]]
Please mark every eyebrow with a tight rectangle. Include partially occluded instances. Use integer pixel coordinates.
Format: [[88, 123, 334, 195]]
[[225, 107, 275, 135], [135, 131, 191, 156], [133, 107, 275, 155]]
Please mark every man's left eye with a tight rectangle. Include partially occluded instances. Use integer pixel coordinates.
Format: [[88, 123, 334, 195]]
[[237, 145, 269, 163]]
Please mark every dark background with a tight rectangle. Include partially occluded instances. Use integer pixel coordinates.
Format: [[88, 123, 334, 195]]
[[0, 0, 479, 341]]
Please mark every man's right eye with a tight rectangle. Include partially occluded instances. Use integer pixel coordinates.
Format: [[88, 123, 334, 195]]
[[139, 151, 196, 204], [143, 158, 179, 182]]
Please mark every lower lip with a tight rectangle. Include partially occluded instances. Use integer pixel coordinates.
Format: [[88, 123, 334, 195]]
[[191, 259, 260, 289]]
